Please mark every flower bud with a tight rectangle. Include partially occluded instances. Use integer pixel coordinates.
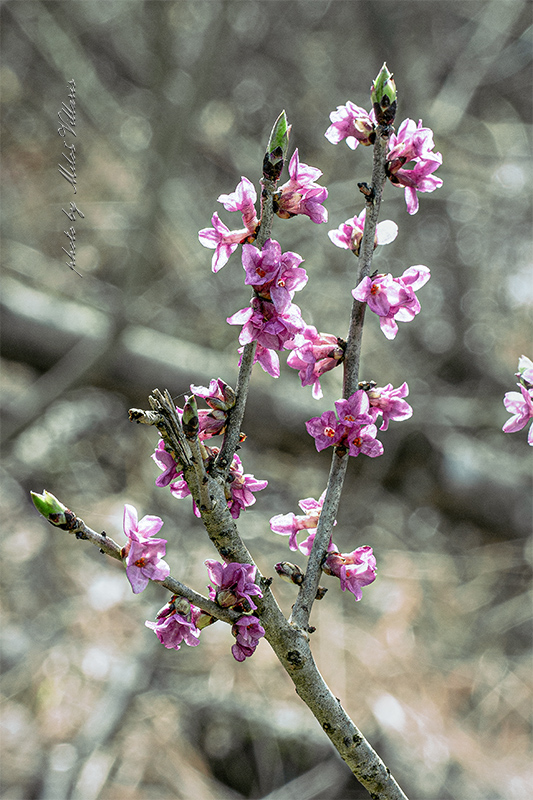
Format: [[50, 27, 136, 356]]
[[182, 395, 199, 440], [30, 490, 78, 529], [371, 63, 397, 126], [275, 561, 304, 585], [156, 595, 182, 619], [263, 110, 291, 183], [194, 609, 217, 630]]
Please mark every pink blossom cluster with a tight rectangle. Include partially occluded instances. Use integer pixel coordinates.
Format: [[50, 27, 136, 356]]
[[122, 504, 170, 594], [270, 492, 376, 600], [227, 238, 310, 378], [274, 149, 328, 224], [198, 177, 259, 273], [366, 382, 413, 431], [322, 545, 377, 600], [306, 389, 384, 458], [205, 559, 263, 612], [325, 102, 376, 150], [503, 355, 533, 446], [145, 606, 202, 651], [189, 377, 236, 439], [325, 104, 442, 214], [286, 326, 345, 400], [152, 440, 267, 519], [145, 560, 265, 661], [206, 560, 265, 660], [386, 118, 443, 214], [231, 615, 265, 662], [352, 265, 430, 340], [198, 151, 327, 272]]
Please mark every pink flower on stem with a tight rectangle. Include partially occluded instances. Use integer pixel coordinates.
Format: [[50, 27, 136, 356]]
[[217, 176, 258, 231], [145, 611, 201, 650], [225, 453, 268, 519], [122, 504, 170, 594], [352, 265, 430, 340], [344, 423, 384, 458], [152, 439, 181, 487], [386, 118, 443, 215], [367, 382, 413, 431], [270, 491, 330, 552], [152, 442, 267, 519], [503, 384, 533, 446], [323, 545, 377, 600], [242, 239, 308, 311], [325, 101, 375, 150], [286, 326, 345, 400], [306, 390, 383, 458], [238, 343, 281, 379], [328, 208, 398, 256], [205, 559, 263, 611], [334, 390, 374, 429], [231, 615, 265, 662], [198, 177, 259, 272], [275, 149, 328, 224], [305, 409, 346, 452], [227, 296, 305, 351], [190, 378, 235, 412]]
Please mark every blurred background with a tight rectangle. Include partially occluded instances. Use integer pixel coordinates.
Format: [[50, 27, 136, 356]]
[[1, 1, 532, 798]]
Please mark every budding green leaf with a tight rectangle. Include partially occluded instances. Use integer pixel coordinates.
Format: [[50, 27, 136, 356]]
[[371, 63, 397, 126], [263, 110, 291, 182], [30, 490, 76, 528]]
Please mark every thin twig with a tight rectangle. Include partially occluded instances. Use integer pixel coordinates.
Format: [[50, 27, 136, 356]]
[[290, 125, 391, 631], [47, 512, 238, 625], [215, 174, 277, 474]]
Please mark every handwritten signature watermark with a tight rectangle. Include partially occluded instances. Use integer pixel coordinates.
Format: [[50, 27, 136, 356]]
[[58, 79, 83, 276]]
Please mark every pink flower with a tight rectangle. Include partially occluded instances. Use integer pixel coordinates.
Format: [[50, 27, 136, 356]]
[[242, 239, 307, 311], [306, 391, 383, 458], [286, 326, 345, 399], [217, 176, 258, 231], [352, 265, 430, 339], [334, 390, 374, 429], [205, 559, 262, 611], [305, 409, 346, 452], [152, 442, 267, 519], [238, 343, 281, 379], [227, 296, 305, 350], [323, 545, 377, 600], [325, 101, 375, 150], [122, 504, 170, 594], [367, 382, 413, 431], [386, 118, 443, 215], [198, 213, 252, 273], [503, 384, 533, 445], [145, 611, 201, 650], [275, 149, 328, 224], [344, 423, 384, 458], [225, 454, 268, 518], [198, 177, 259, 271], [328, 208, 398, 256], [152, 439, 181, 487], [231, 615, 265, 662], [190, 378, 235, 411], [270, 491, 329, 552], [387, 118, 439, 163]]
